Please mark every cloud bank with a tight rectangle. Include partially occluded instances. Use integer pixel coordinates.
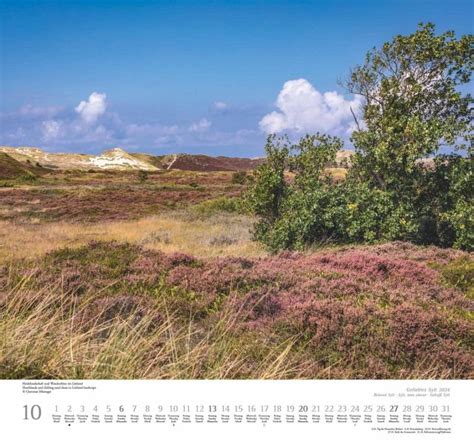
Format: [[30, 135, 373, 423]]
[[0, 90, 263, 156], [1, 82, 364, 155], [259, 79, 363, 136]]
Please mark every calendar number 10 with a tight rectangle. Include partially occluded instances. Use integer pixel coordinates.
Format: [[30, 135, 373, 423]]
[[23, 405, 41, 420]]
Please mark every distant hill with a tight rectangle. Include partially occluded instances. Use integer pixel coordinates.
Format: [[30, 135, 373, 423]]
[[0, 146, 355, 173], [0, 146, 157, 171], [166, 154, 265, 171], [153, 152, 353, 171], [132, 153, 266, 171], [0, 146, 269, 172], [133, 151, 354, 171], [129, 153, 165, 169], [0, 152, 45, 179]]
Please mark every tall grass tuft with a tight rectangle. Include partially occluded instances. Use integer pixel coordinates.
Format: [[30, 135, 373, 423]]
[[0, 279, 307, 379]]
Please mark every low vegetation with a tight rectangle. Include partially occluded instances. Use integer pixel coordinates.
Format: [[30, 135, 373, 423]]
[[191, 196, 246, 217], [0, 211, 262, 263], [1, 241, 472, 379], [0, 152, 44, 185], [0, 173, 243, 223]]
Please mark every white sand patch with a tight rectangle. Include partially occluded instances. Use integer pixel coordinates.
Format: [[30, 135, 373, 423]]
[[88, 148, 157, 170]]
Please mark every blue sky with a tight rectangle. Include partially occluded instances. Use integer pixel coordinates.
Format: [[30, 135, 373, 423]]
[[1, 0, 472, 156]]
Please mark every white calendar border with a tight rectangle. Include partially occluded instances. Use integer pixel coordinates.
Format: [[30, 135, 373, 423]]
[[0, 379, 472, 442]]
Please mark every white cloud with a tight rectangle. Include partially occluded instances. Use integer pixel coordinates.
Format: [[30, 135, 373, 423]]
[[213, 101, 228, 110], [259, 79, 363, 136], [41, 120, 62, 140], [188, 118, 212, 132], [75, 92, 107, 123]]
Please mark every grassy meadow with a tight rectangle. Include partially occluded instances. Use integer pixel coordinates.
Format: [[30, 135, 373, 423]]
[[0, 168, 472, 379]]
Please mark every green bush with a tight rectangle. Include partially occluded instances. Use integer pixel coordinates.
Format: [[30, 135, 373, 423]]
[[344, 183, 419, 244], [192, 197, 245, 217], [247, 134, 350, 251], [440, 256, 474, 296], [18, 173, 37, 183], [137, 170, 149, 183], [231, 171, 247, 185], [442, 200, 474, 251]]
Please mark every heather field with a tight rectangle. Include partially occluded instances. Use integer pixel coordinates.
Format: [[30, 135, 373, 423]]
[[0, 170, 473, 379], [0, 169, 242, 223]]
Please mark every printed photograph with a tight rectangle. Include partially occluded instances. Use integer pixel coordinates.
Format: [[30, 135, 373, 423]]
[[0, 0, 472, 380]]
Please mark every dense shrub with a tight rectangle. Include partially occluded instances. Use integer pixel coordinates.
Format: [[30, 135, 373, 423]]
[[248, 135, 472, 251], [247, 135, 424, 251]]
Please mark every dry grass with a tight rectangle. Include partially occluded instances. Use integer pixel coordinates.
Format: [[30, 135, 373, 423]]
[[0, 211, 265, 263], [0, 280, 308, 379]]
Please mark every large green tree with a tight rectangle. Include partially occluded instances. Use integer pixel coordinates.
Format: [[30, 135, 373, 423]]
[[345, 23, 473, 249], [346, 22, 473, 192]]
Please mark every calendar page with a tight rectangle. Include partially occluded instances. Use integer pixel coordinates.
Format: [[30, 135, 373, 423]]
[[1, 0, 472, 441]]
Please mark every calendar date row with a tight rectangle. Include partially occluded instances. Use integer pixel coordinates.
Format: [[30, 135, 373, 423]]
[[49, 404, 450, 414]]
